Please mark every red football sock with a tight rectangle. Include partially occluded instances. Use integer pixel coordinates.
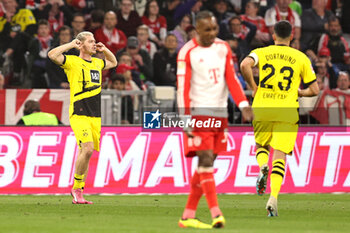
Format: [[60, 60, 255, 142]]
[[182, 170, 203, 219], [199, 171, 222, 218]]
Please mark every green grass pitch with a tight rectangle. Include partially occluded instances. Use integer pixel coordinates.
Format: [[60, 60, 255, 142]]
[[0, 194, 349, 233]]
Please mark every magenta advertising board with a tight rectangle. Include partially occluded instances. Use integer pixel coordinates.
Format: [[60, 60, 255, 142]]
[[0, 126, 349, 194]]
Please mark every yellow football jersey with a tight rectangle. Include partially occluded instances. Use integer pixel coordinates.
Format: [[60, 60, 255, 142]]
[[61, 55, 105, 117], [249, 45, 316, 123], [0, 9, 36, 32]]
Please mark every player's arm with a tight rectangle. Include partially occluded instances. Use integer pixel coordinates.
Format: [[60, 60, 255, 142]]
[[224, 44, 253, 121], [48, 39, 80, 65], [96, 42, 118, 70], [298, 82, 319, 97], [299, 55, 320, 97], [240, 56, 258, 97], [177, 48, 193, 136]]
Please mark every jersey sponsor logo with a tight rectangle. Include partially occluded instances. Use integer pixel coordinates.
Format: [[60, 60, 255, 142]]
[[90, 70, 100, 83]]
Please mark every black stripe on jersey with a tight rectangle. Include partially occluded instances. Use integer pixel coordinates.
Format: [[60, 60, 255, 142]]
[[73, 93, 101, 117], [304, 79, 317, 87], [103, 59, 106, 69], [62, 55, 66, 65], [74, 69, 100, 97], [74, 85, 101, 97]]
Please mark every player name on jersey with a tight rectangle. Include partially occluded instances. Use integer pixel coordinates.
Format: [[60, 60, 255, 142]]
[[265, 53, 296, 64]]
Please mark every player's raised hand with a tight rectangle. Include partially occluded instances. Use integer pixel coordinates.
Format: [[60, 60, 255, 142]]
[[242, 106, 254, 122], [70, 39, 81, 49], [96, 42, 106, 52]]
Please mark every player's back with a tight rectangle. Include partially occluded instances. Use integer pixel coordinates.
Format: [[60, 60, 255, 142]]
[[250, 45, 316, 123]]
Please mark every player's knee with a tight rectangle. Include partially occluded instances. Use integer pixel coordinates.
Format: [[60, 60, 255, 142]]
[[82, 143, 94, 158]]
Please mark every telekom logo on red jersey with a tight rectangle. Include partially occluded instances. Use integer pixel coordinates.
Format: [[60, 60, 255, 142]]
[[0, 127, 349, 194]]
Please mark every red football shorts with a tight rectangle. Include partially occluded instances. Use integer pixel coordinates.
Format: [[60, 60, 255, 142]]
[[183, 116, 228, 157]]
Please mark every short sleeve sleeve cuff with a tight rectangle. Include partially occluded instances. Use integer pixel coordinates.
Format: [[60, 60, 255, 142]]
[[248, 52, 259, 66]]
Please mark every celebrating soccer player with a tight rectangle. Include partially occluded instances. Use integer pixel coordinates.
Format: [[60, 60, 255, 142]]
[[177, 11, 253, 229], [48, 32, 117, 204], [240, 21, 319, 216]]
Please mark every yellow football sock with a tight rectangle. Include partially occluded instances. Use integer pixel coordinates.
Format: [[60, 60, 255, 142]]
[[73, 174, 85, 190], [256, 147, 269, 167], [270, 159, 285, 199]]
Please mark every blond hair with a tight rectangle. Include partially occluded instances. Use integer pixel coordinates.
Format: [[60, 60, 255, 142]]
[[76, 31, 94, 42]]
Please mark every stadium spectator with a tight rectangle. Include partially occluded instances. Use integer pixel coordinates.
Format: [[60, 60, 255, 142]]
[[0, 0, 36, 85], [117, 36, 153, 82], [28, 19, 53, 88], [153, 34, 177, 87], [327, 0, 350, 34], [240, 1, 270, 47], [94, 11, 127, 55], [48, 31, 117, 204], [314, 48, 337, 89], [117, 52, 143, 89], [0, 0, 36, 33], [0, 23, 28, 86], [16, 99, 61, 125], [116, 0, 142, 37], [86, 9, 104, 33], [222, 16, 257, 61], [174, 0, 202, 26], [335, 71, 350, 93], [241, 0, 276, 17], [185, 25, 197, 40], [318, 16, 350, 71], [172, 14, 191, 51], [137, 25, 157, 59], [212, 0, 235, 25], [109, 73, 134, 124], [47, 25, 77, 89], [289, 0, 302, 16], [160, 0, 181, 31], [300, 0, 334, 52], [142, 0, 167, 46], [264, 0, 301, 49], [116, 63, 141, 110], [33, 0, 73, 33], [71, 13, 86, 37], [177, 11, 252, 229], [0, 72, 4, 89]]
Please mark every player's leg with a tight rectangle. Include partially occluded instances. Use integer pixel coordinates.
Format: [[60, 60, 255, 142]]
[[179, 168, 211, 229], [71, 142, 94, 204], [255, 144, 270, 195], [70, 116, 95, 204], [179, 132, 212, 229], [181, 168, 202, 219], [267, 122, 298, 216], [253, 121, 272, 195], [266, 149, 286, 217], [197, 150, 225, 228]]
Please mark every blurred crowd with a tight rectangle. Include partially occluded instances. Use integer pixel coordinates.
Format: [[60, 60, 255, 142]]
[[0, 0, 349, 101]]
